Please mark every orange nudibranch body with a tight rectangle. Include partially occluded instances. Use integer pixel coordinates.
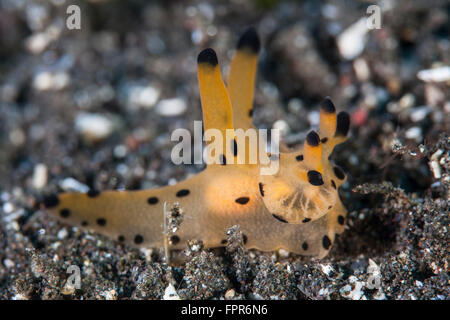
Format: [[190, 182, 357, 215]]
[[43, 28, 351, 258]]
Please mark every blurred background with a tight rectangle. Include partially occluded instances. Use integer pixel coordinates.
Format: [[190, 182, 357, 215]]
[[0, 0, 448, 193], [0, 0, 449, 300]]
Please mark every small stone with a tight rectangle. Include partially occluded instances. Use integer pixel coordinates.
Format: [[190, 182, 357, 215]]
[[163, 283, 180, 300], [277, 248, 290, 258], [417, 66, 450, 82], [32, 163, 48, 190], [9, 128, 26, 146], [2, 202, 14, 214], [75, 112, 115, 143], [225, 289, 236, 299], [113, 145, 128, 158], [320, 263, 334, 276], [59, 177, 89, 193], [155, 98, 187, 117], [353, 58, 370, 81], [410, 106, 430, 122], [3, 259, 15, 269], [128, 84, 160, 109], [405, 127, 422, 141], [337, 18, 368, 60], [33, 71, 70, 91], [57, 228, 68, 240], [307, 111, 320, 126], [100, 289, 117, 300], [430, 160, 441, 179], [272, 120, 290, 136], [398, 93, 415, 110]]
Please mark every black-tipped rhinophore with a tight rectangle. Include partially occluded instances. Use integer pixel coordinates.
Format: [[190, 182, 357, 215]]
[[306, 131, 320, 147], [237, 27, 260, 54], [336, 111, 350, 136], [197, 48, 218, 66], [320, 97, 336, 113], [43, 194, 59, 208]]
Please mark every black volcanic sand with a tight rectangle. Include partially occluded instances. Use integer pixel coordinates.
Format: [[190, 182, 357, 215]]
[[0, 0, 448, 300]]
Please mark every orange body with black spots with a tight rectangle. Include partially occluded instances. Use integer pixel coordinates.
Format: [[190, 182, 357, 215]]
[[43, 28, 351, 258]]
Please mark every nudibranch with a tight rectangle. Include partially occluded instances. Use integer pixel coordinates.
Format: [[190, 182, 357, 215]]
[[43, 28, 350, 258]]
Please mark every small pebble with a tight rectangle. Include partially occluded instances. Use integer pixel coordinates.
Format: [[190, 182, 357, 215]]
[[59, 177, 89, 193], [128, 84, 160, 109], [417, 66, 450, 82], [337, 18, 368, 60], [410, 106, 430, 122], [404, 127, 422, 141], [3, 259, 15, 269], [113, 145, 128, 158], [57, 228, 68, 240], [353, 58, 370, 81], [272, 120, 290, 136], [225, 289, 236, 299], [155, 98, 187, 117], [32, 163, 48, 189], [33, 71, 70, 91], [75, 112, 115, 143], [163, 283, 180, 300]]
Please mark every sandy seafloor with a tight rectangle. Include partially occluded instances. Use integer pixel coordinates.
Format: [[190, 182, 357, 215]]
[[0, 0, 448, 300]]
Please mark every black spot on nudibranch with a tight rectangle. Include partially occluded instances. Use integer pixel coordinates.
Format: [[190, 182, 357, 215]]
[[170, 235, 180, 245], [331, 180, 337, 189], [87, 189, 100, 198], [176, 189, 190, 197], [232, 139, 238, 156], [235, 197, 250, 205], [307, 170, 324, 186], [258, 183, 265, 197], [333, 166, 346, 180], [118, 235, 125, 242], [221, 239, 228, 245], [306, 131, 320, 147], [322, 235, 332, 250], [248, 109, 253, 117], [81, 221, 88, 227], [336, 111, 350, 137], [272, 214, 288, 223], [296, 154, 304, 161], [242, 234, 248, 245], [96, 218, 106, 226], [220, 154, 227, 165], [147, 196, 159, 205], [302, 218, 311, 223], [197, 48, 218, 66], [302, 242, 309, 251], [320, 97, 336, 113], [43, 194, 59, 208], [59, 208, 70, 218], [321, 137, 328, 144], [338, 215, 345, 225], [134, 234, 144, 245], [237, 27, 261, 54]]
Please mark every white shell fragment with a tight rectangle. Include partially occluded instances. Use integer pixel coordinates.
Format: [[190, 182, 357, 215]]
[[32, 163, 48, 190], [337, 18, 368, 60], [417, 66, 450, 82], [75, 112, 115, 143], [155, 98, 187, 117], [163, 283, 181, 300]]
